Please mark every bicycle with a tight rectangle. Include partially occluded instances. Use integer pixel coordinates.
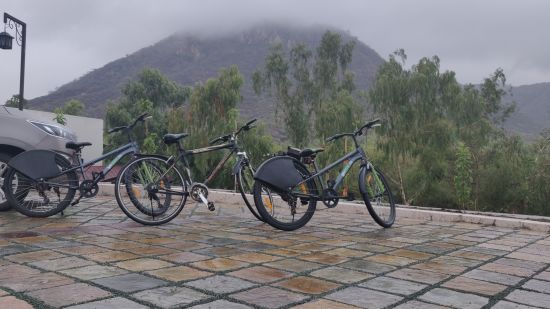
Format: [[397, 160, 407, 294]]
[[114, 119, 262, 225], [253, 119, 396, 231], [3, 113, 152, 217]]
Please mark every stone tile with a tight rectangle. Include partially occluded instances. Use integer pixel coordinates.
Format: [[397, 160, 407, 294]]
[[298, 252, 349, 264], [394, 300, 448, 309], [85, 250, 139, 262], [387, 268, 450, 284], [326, 287, 402, 309], [339, 259, 397, 274], [147, 265, 212, 282], [273, 276, 340, 294], [366, 254, 416, 266], [522, 279, 550, 294], [191, 258, 250, 272], [464, 269, 523, 285], [324, 247, 370, 258], [535, 271, 550, 281], [431, 255, 482, 268], [419, 288, 488, 309], [0, 290, 7, 297], [190, 299, 252, 309], [0, 264, 40, 280], [505, 289, 550, 308], [480, 262, 535, 277], [293, 299, 360, 309], [115, 258, 174, 271], [132, 286, 209, 308], [310, 266, 373, 284], [130, 246, 179, 256], [4, 250, 66, 263], [159, 252, 210, 263], [92, 273, 167, 293], [265, 258, 323, 273], [27, 283, 111, 307], [263, 248, 302, 257], [0, 272, 74, 292], [494, 257, 546, 271], [360, 276, 427, 296], [55, 245, 105, 255], [0, 296, 33, 309], [492, 300, 539, 309], [442, 276, 507, 296], [59, 265, 128, 280], [30, 256, 95, 271], [411, 261, 467, 275], [228, 266, 293, 283], [388, 249, 435, 260], [449, 249, 495, 261], [186, 275, 256, 294], [194, 246, 247, 257], [0, 244, 34, 256], [507, 252, 550, 263], [230, 286, 308, 308], [228, 252, 281, 263], [65, 297, 149, 309]]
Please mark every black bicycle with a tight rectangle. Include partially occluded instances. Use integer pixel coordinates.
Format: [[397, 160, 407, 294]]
[[253, 119, 396, 231], [3, 113, 151, 217], [115, 119, 262, 225]]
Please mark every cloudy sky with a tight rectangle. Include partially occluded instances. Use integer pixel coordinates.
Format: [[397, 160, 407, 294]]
[[1, 0, 549, 100]]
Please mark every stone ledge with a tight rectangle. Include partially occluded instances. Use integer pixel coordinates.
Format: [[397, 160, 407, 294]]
[[97, 183, 550, 232]]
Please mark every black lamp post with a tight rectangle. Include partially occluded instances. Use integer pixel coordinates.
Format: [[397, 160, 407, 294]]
[[1, 13, 26, 111]]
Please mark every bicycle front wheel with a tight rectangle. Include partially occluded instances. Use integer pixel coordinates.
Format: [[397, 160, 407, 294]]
[[115, 156, 187, 225], [359, 165, 396, 228], [236, 164, 264, 221], [5, 154, 78, 218]]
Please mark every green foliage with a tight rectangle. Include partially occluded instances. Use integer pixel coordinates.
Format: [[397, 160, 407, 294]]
[[53, 108, 67, 125], [104, 68, 190, 153], [62, 99, 85, 116], [5, 94, 26, 108], [253, 31, 361, 147], [454, 142, 473, 210]]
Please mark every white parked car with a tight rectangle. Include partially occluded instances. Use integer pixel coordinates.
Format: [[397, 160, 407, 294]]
[[0, 106, 77, 210]]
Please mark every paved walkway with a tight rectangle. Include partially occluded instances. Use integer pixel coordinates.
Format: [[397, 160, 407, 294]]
[[0, 196, 549, 308]]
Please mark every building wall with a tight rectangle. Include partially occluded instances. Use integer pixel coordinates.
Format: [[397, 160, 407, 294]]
[[7, 108, 104, 163]]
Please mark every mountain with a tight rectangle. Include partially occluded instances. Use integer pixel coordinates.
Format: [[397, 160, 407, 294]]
[[29, 24, 385, 138], [503, 82, 550, 140]]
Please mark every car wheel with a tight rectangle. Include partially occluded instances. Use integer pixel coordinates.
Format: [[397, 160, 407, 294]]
[[0, 152, 14, 211]]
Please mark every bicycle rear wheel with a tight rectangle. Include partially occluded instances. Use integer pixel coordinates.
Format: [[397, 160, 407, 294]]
[[236, 164, 264, 221], [115, 156, 187, 225], [5, 154, 78, 218], [359, 166, 396, 227], [253, 163, 316, 231]]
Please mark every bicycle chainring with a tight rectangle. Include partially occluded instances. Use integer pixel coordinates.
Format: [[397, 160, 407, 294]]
[[322, 188, 339, 208], [80, 180, 99, 198], [190, 183, 209, 202]]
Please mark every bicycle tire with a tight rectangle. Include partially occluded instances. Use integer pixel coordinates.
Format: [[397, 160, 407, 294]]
[[359, 165, 396, 228], [236, 164, 264, 221], [5, 154, 77, 218], [253, 162, 316, 231], [115, 156, 187, 225]]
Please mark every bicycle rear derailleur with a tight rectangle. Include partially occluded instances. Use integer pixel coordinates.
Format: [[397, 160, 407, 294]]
[[190, 183, 215, 211]]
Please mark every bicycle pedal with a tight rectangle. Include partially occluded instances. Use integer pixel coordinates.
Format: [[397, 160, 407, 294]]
[[207, 202, 215, 211]]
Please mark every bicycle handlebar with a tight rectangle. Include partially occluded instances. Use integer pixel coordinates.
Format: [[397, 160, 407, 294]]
[[107, 113, 150, 134], [208, 119, 258, 145], [325, 119, 381, 143]]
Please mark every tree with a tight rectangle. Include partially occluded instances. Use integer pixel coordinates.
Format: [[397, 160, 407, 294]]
[[4, 94, 26, 108], [62, 99, 85, 116], [253, 31, 360, 147], [104, 68, 190, 153]]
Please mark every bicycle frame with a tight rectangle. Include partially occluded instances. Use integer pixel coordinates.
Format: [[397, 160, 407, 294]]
[[291, 146, 368, 199], [41, 142, 139, 189]]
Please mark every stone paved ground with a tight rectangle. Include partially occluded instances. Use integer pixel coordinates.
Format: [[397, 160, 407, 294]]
[[1, 196, 549, 308]]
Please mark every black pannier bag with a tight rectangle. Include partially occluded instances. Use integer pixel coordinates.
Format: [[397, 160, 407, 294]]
[[8, 150, 66, 179], [254, 156, 306, 192]]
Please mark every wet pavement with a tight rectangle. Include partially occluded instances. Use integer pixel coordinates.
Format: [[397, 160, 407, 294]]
[[0, 196, 549, 308]]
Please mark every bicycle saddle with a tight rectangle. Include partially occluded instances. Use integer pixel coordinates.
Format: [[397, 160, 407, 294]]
[[300, 148, 324, 157], [66, 141, 92, 150], [163, 133, 189, 145]]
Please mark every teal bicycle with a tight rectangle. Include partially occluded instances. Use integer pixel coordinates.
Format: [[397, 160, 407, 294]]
[[253, 119, 396, 231]]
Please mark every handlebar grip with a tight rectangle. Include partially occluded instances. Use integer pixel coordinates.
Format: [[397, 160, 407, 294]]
[[326, 135, 338, 142], [246, 118, 257, 126], [108, 126, 126, 134]]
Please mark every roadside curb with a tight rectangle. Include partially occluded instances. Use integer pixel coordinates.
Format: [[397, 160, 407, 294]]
[[98, 183, 550, 233]]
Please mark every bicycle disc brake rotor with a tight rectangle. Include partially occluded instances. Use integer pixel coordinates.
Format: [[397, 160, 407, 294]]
[[322, 188, 339, 208], [190, 183, 208, 202], [80, 180, 99, 198]]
